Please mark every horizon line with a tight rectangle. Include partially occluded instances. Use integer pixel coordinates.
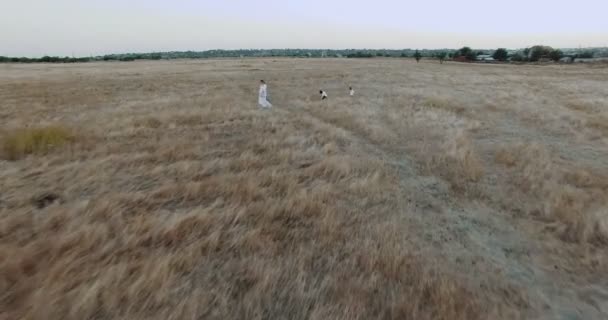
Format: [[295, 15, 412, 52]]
[[3, 46, 606, 59]]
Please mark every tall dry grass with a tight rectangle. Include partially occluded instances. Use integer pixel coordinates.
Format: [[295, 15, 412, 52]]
[[0, 66, 486, 319], [495, 143, 608, 244], [1, 58, 607, 319]]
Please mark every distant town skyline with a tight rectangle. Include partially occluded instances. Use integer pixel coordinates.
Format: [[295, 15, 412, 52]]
[[2, 0, 607, 57]]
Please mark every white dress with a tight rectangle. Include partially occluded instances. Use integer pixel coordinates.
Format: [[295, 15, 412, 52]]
[[258, 84, 272, 108], [349, 89, 355, 96]]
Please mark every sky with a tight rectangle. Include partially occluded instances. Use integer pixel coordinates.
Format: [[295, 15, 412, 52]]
[[1, 0, 607, 57]]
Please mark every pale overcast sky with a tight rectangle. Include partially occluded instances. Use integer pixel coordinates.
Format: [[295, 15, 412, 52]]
[[1, 0, 607, 57]]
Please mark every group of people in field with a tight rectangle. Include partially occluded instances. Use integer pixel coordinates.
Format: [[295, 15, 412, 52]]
[[258, 80, 354, 109]]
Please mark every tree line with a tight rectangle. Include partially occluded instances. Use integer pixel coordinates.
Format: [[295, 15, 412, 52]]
[[0, 56, 91, 63], [0, 49, 450, 63], [1, 47, 605, 64]]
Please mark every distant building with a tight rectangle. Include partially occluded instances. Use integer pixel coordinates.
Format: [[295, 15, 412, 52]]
[[476, 54, 495, 62], [574, 57, 608, 63]]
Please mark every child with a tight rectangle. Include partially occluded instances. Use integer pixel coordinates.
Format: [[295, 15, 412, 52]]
[[349, 86, 355, 96], [320, 90, 328, 100]]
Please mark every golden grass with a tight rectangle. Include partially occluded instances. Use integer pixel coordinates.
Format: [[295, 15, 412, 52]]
[[564, 100, 591, 113], [1, 59, 607, 319], [424, 97, 466, 114], [495, 149, 518, 167], [587, 114, 608, 134], [495, 143, 608, 243], [0, 119, 481, 319], [133, 116, 162, 129], [0, 84, 482, 319], [435, 131, 484, 185], [1, 126, 75, 160]]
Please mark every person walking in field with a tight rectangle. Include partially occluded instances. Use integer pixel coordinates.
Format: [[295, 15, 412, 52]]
[[258, 80, 272, 108], [320, 90, 328, 100], [349, 86, 355, 96]]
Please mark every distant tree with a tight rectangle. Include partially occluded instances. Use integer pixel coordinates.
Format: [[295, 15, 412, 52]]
[[549, 49, 563, 62], [0, 56, 7, 62], [510, 52, 525, 62], [529, 45, 553, 62], [522, 48, 531, 61], [455, 46, 477, 61], [457, 46, 471, 57], [414, 50, 422, 63], [436, 51, 447, 64], [347, 51, 373, 58], [577, 50, 594, 59], [492, 48, 508, 61], [400, 52, 409, 58]]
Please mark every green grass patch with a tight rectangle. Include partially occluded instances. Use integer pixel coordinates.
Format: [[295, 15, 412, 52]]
[[1, 126, 75, 160]]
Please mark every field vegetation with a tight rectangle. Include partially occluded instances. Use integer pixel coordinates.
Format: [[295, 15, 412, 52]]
[[1, 58, 607, 319]]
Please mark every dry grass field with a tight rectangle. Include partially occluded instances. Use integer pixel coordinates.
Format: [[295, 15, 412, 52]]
[[1, 58, 608, 319]]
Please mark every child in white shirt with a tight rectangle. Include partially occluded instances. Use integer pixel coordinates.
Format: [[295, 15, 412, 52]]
[[320, 90, 328, 100]]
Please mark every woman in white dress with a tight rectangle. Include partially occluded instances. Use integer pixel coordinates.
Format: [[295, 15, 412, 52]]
[[258, 80, 272, 108]]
